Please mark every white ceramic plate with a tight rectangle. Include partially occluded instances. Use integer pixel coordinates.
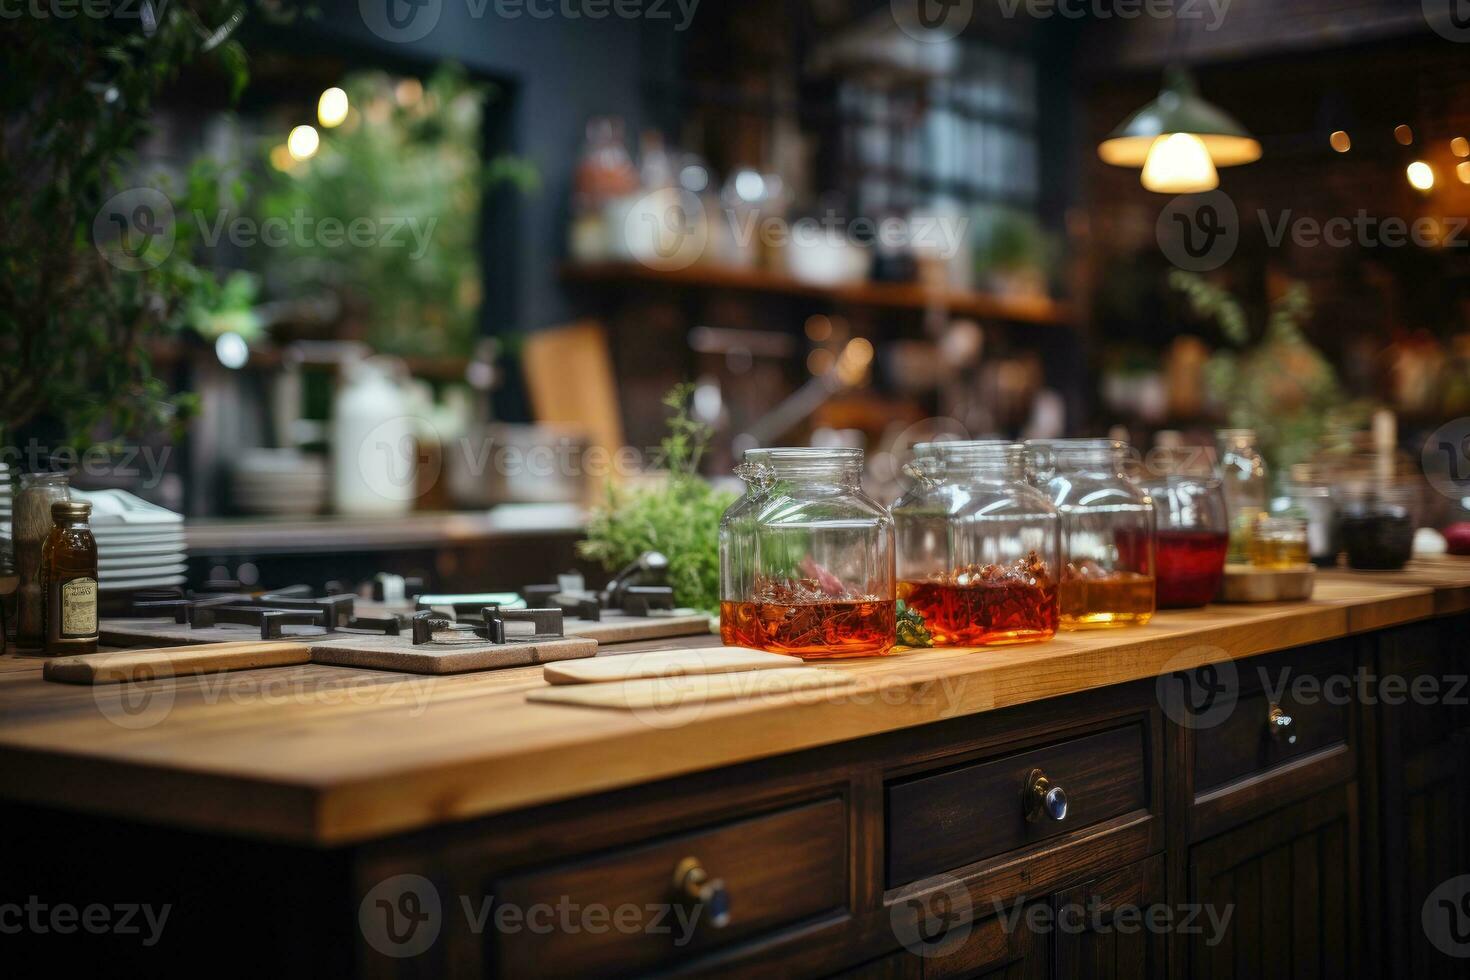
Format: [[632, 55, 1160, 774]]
[[98, 562, 189, 581], [99, 573, 187, 592], [99, 552, 190, 570]]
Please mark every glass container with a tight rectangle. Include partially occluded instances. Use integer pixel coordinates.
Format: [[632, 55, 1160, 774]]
[[1250, 517, 1310, 568], [1216, 429, 1268, 563], [1139, 471, 1229, 608], [43, 499, 98, 656], [1027, 439, 1156, 629], [1284, 464, 1339, 566], [892, 442, 1060, 646], [719, 447, 895, 658], [1336, 482, 1417, 570], [13, 471, 70, 651]]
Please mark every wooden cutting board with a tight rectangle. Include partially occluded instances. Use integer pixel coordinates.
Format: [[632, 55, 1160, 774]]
[[543, 647, 794, 685], [45, 641, 312, 685], [1217, 563, 1317, 602], [526, 667, 855, 710], [100, 618, 329, 647], [560, 611, 713, 643], [309, 634, 596, 675]]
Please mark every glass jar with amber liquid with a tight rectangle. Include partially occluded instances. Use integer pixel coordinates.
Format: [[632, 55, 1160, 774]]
[[892, 442, 1060, 646], [1026, 439, 1156, 629], [42, 500, 99, 655], [719, 447, 896, 658]]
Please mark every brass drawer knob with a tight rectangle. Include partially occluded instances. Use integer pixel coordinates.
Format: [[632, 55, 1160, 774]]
[[1268, 702, 1297, 744], [673, 856, 730, 929], [1023, 767, 1068, 822]]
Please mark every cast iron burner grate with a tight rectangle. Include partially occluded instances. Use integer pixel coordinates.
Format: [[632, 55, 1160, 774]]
[[409, 606, 565, 646]]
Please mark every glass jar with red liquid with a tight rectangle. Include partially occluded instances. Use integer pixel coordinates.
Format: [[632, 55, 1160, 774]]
[[1026, 439, 1156, 629], [719, 447, 895, 658], [892, 442, 1061, 646], [1137, 471, 1230, 607]]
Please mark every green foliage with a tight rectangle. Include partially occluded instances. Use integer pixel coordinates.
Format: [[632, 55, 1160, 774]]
[[896, 600, 933, 648], [579, 385, 736, 614], [0, 0, 299, 449], [254, 64, 535, 359], [1169, 271, 1364, 482]]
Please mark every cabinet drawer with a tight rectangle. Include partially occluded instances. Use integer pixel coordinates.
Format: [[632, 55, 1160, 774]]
[[1192, 644, 1351, 796], [885, 723, 1148, 886], [492, 797, 847, 976]]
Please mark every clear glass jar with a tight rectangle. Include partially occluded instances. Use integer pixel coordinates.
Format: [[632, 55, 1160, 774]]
[[1283, 464, 1339, 566], [892, 442, 1059, 646], [1217, 428, 1268, 563], [1026, 439, 1156, 629], [1250, 516, 1310, 568], [1136, 453, 1229, 608], [13, 471, 71, 651], [719, 447, 895, 658]]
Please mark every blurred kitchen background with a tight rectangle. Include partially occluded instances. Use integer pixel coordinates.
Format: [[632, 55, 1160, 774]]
[[23, 0, 1470, 590]]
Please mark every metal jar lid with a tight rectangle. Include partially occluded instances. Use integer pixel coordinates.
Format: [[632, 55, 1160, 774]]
[[51, 500, 91, 521]]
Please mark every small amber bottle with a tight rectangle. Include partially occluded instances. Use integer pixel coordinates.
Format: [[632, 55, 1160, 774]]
[[43, 500, 99, 656]]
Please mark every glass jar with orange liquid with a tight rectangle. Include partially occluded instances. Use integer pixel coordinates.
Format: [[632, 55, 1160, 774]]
[[1026, 439, 1156, 629], [719, 447, 895, 658], [892, 441, 1060, 646]]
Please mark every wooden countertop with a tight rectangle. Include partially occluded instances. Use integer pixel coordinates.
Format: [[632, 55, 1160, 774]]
[[2, 559, 1467, 847], [184, 504, 586, 556]]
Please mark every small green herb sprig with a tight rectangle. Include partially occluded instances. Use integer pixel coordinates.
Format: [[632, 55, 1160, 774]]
[[896, 600, 933, 648], [578, 384, 737, 614]]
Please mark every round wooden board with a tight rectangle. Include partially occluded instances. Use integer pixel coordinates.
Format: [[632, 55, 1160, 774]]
[[1217, 562, 1316, 602]]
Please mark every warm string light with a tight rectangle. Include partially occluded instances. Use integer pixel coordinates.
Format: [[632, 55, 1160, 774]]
[[1407, 160, 1435, 191], [317, 87, 349, 128], [287, 124, 320, 161], [1329, 130, 1351, 153]]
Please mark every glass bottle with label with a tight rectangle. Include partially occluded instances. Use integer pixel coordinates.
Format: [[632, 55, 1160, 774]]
[[43, 500, 98, 656]]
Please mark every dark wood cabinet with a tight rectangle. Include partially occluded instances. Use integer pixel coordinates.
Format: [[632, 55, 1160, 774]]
[[1185, 786, 1358, 979], [1365, 617, 1470, 979]]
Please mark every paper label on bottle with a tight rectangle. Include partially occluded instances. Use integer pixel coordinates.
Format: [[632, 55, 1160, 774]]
[[61, 577, 98, 638]]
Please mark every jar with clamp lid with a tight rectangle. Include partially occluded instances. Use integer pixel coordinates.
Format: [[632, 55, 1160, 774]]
[[719, 447, 895, 658], [892, 441, 1060, 646], [1026, 439, 1156, 629]]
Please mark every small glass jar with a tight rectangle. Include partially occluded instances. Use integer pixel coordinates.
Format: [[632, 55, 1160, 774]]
[[1140, 471, 1229, 608], [1250, 516, 1311, 568], [892, 442, 1060, 646], [1284, 464, 1339, 566], [43, 500, 98, 655], [13, 471, 71, 651], [1027, 439, 1156, 629], [1217, 429, 1268, 563], [719, 447, 895, 658], [1336, 482, 1417, 570]]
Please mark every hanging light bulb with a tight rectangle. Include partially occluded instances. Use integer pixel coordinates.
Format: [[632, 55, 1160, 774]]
[[1140, 133, 1219, 193], [317, 87, 349, 128]]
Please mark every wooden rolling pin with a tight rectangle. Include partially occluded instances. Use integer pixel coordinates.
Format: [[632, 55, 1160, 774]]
[[43, 641, 312, 685]]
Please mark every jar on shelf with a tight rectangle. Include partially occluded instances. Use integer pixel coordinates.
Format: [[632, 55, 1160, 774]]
[[719, 447, 895, 658], [1026, 439, 1156, 629], [1335, 481, 1418, 570], [892, 441, 1059, 646], [1217, 428, 1268, 563], [1135, 449, 1229, 608]]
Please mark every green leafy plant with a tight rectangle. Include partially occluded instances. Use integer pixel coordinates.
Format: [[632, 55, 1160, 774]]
[[1169, 271, 1363, 481], [0, 1, 297, 449], [255, 64, 536, 359], [579, 385, 736, 614]]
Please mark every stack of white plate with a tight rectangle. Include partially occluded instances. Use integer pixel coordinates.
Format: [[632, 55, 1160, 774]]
[[231, 449, 328, 517], [74, 489, 187, 592]]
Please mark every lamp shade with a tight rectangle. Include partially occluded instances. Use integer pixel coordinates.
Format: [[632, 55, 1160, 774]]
[[1098, 66, 1261, 169]]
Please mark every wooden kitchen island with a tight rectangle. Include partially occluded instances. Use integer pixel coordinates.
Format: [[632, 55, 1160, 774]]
[[2, 562, 1468, 978]]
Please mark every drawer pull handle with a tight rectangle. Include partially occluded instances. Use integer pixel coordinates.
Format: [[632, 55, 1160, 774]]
[[673, 856, 730, 929], [1268, 702, 1297, 744], [1023, 767, 1069, 822]]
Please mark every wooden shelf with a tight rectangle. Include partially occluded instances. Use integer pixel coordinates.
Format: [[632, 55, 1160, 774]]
[[561, 261, 1072, 326]]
